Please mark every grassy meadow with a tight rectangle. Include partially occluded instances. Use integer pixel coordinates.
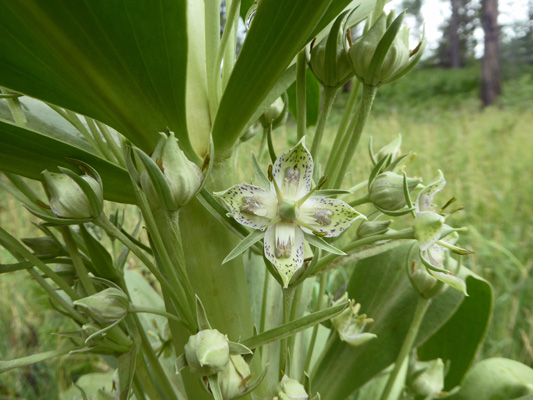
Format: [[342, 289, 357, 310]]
[[1, 65, 532, 397]]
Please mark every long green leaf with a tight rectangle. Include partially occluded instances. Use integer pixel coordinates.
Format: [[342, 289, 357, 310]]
[[0, 119, 135, 204], [212, 0, 338, 154], [0, 1, 191, 154], [242, 301, 349, 349], [0, 346, 81, 374]]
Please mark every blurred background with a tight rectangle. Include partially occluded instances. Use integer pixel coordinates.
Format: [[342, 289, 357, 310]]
[[1, 0, 532, 398]]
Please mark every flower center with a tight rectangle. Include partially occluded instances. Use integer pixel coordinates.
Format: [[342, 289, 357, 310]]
[[279, 201, 297, 221]]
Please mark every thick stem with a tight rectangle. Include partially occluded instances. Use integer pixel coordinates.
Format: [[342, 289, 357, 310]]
[[179, 157, 254, 340], [280, 286, 296, 377], [302, 273, 327, 379], [216, 0, 241, 95], [311, 86, 338, 162], [296, 49, 307, 140], [379, 296, 431, 400], [333, 84, 378, 188]]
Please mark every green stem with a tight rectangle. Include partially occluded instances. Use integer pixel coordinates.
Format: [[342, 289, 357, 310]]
[[266, 124, 277, 163], [129, 305, 184, 324], [260, 267, 270, 333], [60, 227, 96, 295], [96, 216, 193, 330], [302, 273, 327, 379], [312, 228, 414, 274], [288, 283, 304, 363], [205, 0, 221, 119], [311, 86, 337, 161], [349, 194, 371, 207], [378, 296, 431, 400], [296, 49, 307, 140], [131, 312, 179, 400], [85, 117, 116, 163], [323, 79, 361, 184], [333, 84, 378, 188], [216, 0, 241, 95], [280, 286, 296, 377]]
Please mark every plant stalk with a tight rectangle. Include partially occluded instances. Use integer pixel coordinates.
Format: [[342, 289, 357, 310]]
[[378, 296, 431, 400], [311, 86, 337, 161], [296, 49, 307, 140]]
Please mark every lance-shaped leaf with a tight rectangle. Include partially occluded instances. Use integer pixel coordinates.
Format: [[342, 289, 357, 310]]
[[0, 0, 193, 155], [0, 346, 82, 374], [241, 300, 349, 349], [0, 119, 135, 204], [212, 0, 339, 154]]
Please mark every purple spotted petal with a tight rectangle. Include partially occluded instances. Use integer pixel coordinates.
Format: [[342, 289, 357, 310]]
[[416, 170, 446, 212], [264, 223, 305, 288], [215, 184, 277, 229], [272, 139, 313, 201], [298, 197, 364, 237]]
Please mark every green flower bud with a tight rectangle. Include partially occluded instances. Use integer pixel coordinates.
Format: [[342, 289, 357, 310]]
[[411, 359, 444, 397], [218, 355, 251, 399], [356, 219, 392, 238], [369, 172, 420, 211], [140, 132, 203, 210], [308, 26, 353, 88], [184, 329, 230, 376], [331, 294, 377, 347], [22, 236, 63, 257], [259, 97, 285, 125], [408, 257, 442, 299], [348, 12, 417, 86], [42, 170, 103, 219], [277, 375, 309, 400], [373, 134, 402, 165], [74, 288, 129, 326]]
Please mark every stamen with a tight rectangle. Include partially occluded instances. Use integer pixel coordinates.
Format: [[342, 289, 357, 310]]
[[268, 164, 284, 200], [260, 216, 281, 232]]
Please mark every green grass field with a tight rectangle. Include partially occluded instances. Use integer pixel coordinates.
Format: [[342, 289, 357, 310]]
[[1, 66, 532, 397]]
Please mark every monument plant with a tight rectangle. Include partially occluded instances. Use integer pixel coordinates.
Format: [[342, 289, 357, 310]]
[[1, 1, 532, 399]]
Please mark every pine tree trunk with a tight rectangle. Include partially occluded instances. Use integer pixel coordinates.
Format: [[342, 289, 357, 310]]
[[449, 0, 461, 68], [481, 0, 501, 106]]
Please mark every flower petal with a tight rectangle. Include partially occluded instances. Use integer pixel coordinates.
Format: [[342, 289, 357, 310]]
[[428, 270, 468, 296], [272, 139, 313, 201], [416, 170, 446, 212], [264, 223, 304, 288], [215, 184, 277, 229], [413, 211, 444, 251], [298, 197, 364, 237]]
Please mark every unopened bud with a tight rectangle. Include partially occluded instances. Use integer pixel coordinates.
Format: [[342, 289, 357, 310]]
[[42, 170, 103, 219], [348, 12, 417, 86], [140, 132, 203, 210], [184, 329, 230, 376], [259, 97, 286, 128], [74, 288, 129, 325], [356, 219, 391, 238], [218, 355, 251, 399], [411, 359, 445, 397], [308, 20, 353, 88], [277, 375, 309, 400], [369, 172, 420, 211]]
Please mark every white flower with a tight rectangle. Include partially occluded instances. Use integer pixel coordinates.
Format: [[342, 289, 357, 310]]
[[217, 140, 363, 288], [412, 171, 468, 295]]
